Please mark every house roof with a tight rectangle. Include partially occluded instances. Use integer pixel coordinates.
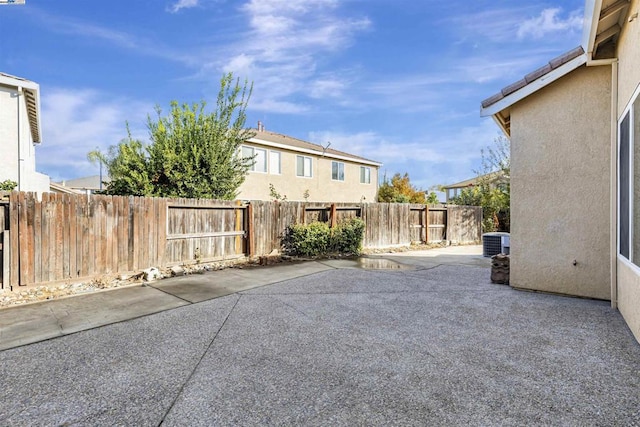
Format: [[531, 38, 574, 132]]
[[49, 182, 83, 194], [480, 0, 631, 136], [247, 129, 382, 167], [0, 72, 42, 143], [442, 171, 507, 190], [58, 175, 111, 191], [480, 46, 587, 135]]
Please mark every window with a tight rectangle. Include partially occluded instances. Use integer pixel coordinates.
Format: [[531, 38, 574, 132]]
[[360, 166, 371, 184], [619, 87, 640, 266], [242, 146, 267, 173], [332, 161, 345, 181], [296, 155, 312, 177], [269, 151, 281, 175]]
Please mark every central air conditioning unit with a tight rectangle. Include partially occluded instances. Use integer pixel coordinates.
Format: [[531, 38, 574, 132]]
[[483, 232, 510, 257]]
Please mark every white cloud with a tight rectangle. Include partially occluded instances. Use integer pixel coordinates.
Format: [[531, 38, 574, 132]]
[[307, 119, 502, 190], [31, 9, 195, 65], [168, 0, 199, 13], [212, 0, 371, 113], [37, 88, 151, 181], [309, 78, 345, 99], [517, 8, 583, 39]]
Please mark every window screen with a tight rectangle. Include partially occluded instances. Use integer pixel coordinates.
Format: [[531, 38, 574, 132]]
[[620, 112, 630, 259]]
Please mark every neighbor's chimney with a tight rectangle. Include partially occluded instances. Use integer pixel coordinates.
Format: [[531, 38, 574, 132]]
[[258, 120, 265, 132]]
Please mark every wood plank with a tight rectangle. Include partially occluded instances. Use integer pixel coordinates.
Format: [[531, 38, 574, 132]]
[[33, 193, 42, 282], [105, 196, 114, 273], [40, 193, 50, 282], [69, 193, 77, 278], [62, 194, 70, 279], [132, 197, 140, 270], [17, 192, 28, 287], [157, 198, 167, 267], [87, 195, 96, 276], [54, 193, 64, 281]]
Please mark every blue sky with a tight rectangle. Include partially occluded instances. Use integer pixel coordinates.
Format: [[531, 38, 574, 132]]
[[0, 0, 585, 193]]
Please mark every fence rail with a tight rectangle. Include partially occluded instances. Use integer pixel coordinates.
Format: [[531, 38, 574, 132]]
[[0, 192, 481, 291]]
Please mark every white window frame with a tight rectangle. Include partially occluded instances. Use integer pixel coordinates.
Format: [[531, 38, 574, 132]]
[[332, 161, 345, 181], [360, 166, 371, 184], [618, 83, 640, 270], [269, 150, 281, 175], [242, 145, 267, 173], [296, 155, 313, 178]]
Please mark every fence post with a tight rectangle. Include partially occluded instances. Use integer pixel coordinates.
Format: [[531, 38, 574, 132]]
[[424, 205, 429, 243], [2, 230, 9, 291], [235, 200, 243, 255], [330, 203, 337, 228], [246, 202, 255, 257]]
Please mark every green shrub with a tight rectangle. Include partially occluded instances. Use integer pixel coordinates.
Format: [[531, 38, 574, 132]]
[[285, 221, 331, 257], [284, 218, 365, 257], [0, 180, 17, 191], [332, 218, 365, 255]]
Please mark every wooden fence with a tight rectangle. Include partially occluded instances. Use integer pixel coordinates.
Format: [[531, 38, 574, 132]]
[[0, 192, 481, 291]]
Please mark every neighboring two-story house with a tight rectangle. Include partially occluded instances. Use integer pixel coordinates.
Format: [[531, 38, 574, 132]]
[[238, 128, 381, 203], [0, 72, 49, 193]]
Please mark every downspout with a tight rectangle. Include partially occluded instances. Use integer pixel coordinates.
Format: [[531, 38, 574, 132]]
[[16, 87, 22, 192], [609, 60, 619, 308], [586, 57, 618, 308]]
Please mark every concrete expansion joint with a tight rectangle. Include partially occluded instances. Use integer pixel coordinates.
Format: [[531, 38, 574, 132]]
[[157, 294, 242, 426], [146, 284, 194, 304]]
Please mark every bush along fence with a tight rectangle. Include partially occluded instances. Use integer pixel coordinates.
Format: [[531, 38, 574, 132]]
[[0, 191, 482, 291]]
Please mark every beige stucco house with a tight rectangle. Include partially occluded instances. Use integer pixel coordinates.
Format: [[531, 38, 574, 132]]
[[481, 0, 640, 342], [442, 171, 508, 202], [238, 128, 381, 202], [0, 72, 49, 194]]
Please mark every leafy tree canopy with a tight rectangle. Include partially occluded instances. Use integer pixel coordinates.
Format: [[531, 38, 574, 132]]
[[449, 135, 510, 232], [377, 172, 429, 204], [88, 73, 255, 199]]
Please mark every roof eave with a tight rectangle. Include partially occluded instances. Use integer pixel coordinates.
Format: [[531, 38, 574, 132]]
[[247, 136, 382, 167], [480, 53, 587, 119], [0, 73, 42, 144], [583, 0, 602, 60]]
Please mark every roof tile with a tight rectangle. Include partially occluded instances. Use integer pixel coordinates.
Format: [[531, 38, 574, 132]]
[[481, 46, 585, 110], [524, 64, 553, 84], [501, 79, 527, 97], [481, 93, 504, 109], [250, 130, 381, 165]]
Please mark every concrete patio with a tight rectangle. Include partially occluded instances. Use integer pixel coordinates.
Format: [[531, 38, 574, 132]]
[[0, 246, 639, 425]]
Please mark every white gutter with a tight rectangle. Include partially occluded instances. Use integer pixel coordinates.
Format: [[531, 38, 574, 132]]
[[582, 0, 602, 61], [610, 60, 619, 308], [16, 87, 22, 191], [247, 137, 383, 167]]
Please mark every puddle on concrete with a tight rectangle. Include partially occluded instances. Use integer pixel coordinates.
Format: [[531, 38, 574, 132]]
[[356, 257, 415, 270]]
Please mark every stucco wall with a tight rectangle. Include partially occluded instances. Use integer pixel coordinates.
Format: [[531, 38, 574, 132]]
[[615, 0, 640, 341], [510, 64, 611, 299], [617, 260, 640, 341], [237, 144, 378, 202], [0, 85, 49, 193], [0, 87, 19, 184]]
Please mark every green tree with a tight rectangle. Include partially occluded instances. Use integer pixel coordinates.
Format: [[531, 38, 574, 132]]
[[450, 136, 510, 232], [426, 191, 440, 204], [91, 73, 255, 199], [377, 172, 427, 204]]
